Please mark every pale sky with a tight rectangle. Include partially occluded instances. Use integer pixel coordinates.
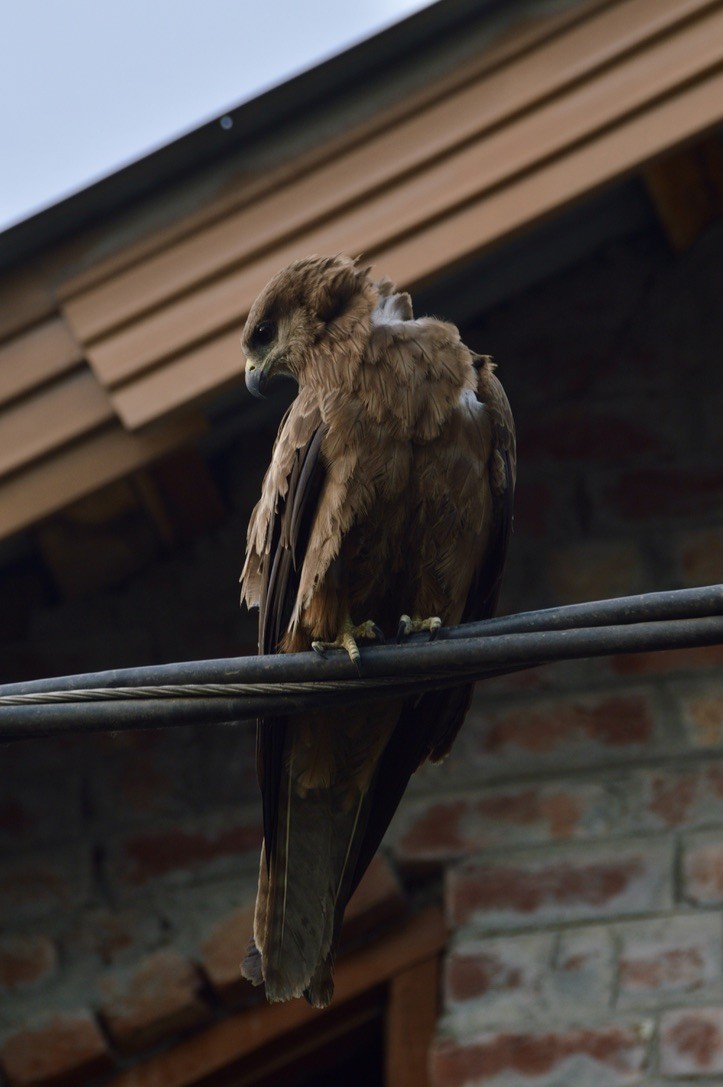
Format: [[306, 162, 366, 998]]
[[0, 0, 432, 233]]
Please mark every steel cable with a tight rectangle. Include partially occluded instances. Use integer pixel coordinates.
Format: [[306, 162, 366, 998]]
[[0, 585, 721, 741]]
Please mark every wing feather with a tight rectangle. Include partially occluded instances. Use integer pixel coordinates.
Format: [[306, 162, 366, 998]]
[[347, 357, 516, 894], [241, 402, 326, 863]]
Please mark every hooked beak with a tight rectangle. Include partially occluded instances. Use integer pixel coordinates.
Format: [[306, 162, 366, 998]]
[[244, 357, 268, 399]]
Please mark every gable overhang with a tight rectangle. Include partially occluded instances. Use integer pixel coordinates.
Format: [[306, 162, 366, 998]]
[[1, 0, 722, 539]]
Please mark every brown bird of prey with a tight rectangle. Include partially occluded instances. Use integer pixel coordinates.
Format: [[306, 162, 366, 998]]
[[239, 255, 515, 1006]]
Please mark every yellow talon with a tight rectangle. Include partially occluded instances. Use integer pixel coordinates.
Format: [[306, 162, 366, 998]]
[[397, 614, 442, 642], [312, 618, 385, 671]]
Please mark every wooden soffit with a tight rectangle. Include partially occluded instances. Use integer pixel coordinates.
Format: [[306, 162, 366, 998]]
[[0, 318, 205, 539], [57, 0, 723, 430], [1, 0, 722, 541]]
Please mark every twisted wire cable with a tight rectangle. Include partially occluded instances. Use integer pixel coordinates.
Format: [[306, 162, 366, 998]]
[[1, 585, 721, 740]]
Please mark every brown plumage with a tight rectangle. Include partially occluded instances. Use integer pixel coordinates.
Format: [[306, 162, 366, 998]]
[[239, 255, 515, 1006]]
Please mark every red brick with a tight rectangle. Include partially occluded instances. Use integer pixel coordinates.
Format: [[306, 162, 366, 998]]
[[97, 948, 211, 1054], [510, 470, 583, 540], [512, 478, 553, 538], [0, 748, 82, 850], [708, 764, 723, 799], [550, 927, 614, 1010], [616, 914, 721, 1004], [341, 853, 407, 946], [193, 724, 260, 807], [0, 934, 56, 993], [478, 664, 568, 695], [62, 906, 162, 966], [430, 1024, 649, 1086], [681, 832, 723, 905], [680, 691, 723, 749], [0, 1011, 113, 1087], [631, 764, 723, 831], [611, 644, 723, 676], [676, 528, 723, 588], [392, 782, 609, 865], [547, 541, 645, 605], [0, 849, 90, 924], [661, 1007, 723, 1076], [447, 952, 498, 1003], [474, 788, 594, 842], [90, 750, 192, 826], [525, 409, 668, 461], [606, 467, 723, 522], [477, 694, 655, 763], [447, 842, 671, 928], [644, 770, 698, 828], [394, 798, 469, 863], [445, 928, 614, 1019], [191, 861, 406, 1008], [445, 933, 551, 1006], [107, 809, 262, 889]]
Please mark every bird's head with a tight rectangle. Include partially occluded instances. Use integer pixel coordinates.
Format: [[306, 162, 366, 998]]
[[241, 255, 375, 398]]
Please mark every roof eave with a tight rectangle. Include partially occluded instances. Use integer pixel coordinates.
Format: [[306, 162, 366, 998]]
[[0, 0, 492, 272]]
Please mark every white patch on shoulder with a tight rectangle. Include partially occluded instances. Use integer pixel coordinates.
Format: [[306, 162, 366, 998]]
[[371, 302, 396, 327], [371, 291, 414, 326], [459, 387, 482, 411]]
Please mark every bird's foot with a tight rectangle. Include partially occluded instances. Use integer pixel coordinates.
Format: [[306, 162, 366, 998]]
[[312, 619, 385, 673], [396, 613, 442, 643]]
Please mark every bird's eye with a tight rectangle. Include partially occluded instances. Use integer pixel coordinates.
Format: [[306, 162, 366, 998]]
[[252, 320, 276, 348]]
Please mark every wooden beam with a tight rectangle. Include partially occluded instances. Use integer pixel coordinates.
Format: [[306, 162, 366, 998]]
[[136, 446, 226, 547], [377, 62, 723, 288], [0, 263, 59, 343], [218, 998, 384, 1086], [2, 0, 721, 535], [111, 328, 245, 428], [0, 415, 205, 539], [386, 954, 441, 1087], [35, 479, 163, 599], [63, 0, 711, 347], [111, 60, 723, 429], [0, 317, 82, 407], [57, 0, 616, 311], [34, 443, 226, 602], [0, 368, 113, 480], [103, 906, 446, 1087], [75, 1, 723, 402], [341, 853, 408, 950], [644, 134, 723, 250]]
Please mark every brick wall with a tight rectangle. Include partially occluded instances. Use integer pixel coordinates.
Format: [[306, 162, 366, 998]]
[[0, 219, 722, 1085], [387, 221, 723, 1087]]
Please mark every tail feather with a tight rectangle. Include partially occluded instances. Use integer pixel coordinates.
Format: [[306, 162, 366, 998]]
[[244, 708, 396, 1005], [303, 805, 365, 1008], [304, 952, 336, 1008], [259, 773, 328, 999], [241, 939, 264, 986], [243, 786, 374, 1004]]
